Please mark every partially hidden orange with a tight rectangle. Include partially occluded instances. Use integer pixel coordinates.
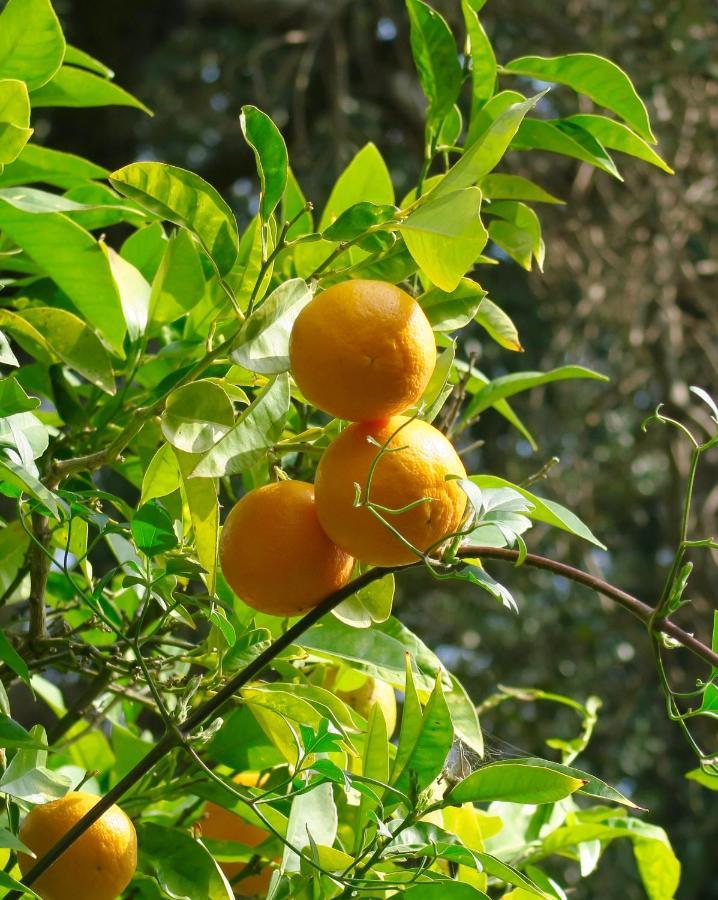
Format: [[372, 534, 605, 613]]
[[18, 791, 137, 900], [219, 480, 354, 616], [201, 772, 273, 897], [289, 279, 436, 422], [315, 416, 467, 567]]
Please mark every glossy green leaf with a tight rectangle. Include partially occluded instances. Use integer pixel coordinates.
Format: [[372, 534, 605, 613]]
[[0, 713, 48, 750], [131, 501, 178, 557], [321, 143, 394, 230], [469, 474, 605, 548], [30, 65, 150, 113], [191, 373, 290, 477], [406, 0, 462, 126], [162, 380, 234, 454], [504, 53, 654, 142], [141, 443, 182, 504], [0, 143, 107, 189], [0, 79, 32, 165], [481, 174, 563, 204], [282, 782, 338, 874], [415, 342, 455, 422], [449, 760, 585, 805], [176, 448, 220, 593], [564, 114, 673, 173], [435, 93, 545, 197], [463, 0, 496, 117], [138, 823, 233, 900], [512, 118, 621, 179], [404, 884, 490, 898], [0, 870, 41, 896], [240, 104, 288, 221], [0, 0, 64, 90], [504, 757, 639, 808], [63, 44, 113, 78], [402, 188, 488, 291], [392, 655, 424, 783], [0, 630, 30, 686], [334, 573, 395, 628], [394, 674, 453, 794], [474, 296, 522, 350], [232, 277, 313, 374], [322, 201, 396, 241], [0, 456, 63, 519], [488, 200, 544, 271], [0, 204, 126, 355], [0, 329, 18, 366], [420, 278, 486, 332], [0, 375, 40, 416], [148, 228, 205, 325], [462, 365, 608, 421], [17, 307, 116, 393], [110, 162, 239, 277], [357, 701, 390, 845]]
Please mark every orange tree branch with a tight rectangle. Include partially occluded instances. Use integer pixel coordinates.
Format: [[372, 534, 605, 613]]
[[9, 545, 717, 897]]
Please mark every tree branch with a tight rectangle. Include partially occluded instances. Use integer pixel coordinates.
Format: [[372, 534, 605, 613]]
[[28, 513, 51, 644], [10, 545, 716, 897]]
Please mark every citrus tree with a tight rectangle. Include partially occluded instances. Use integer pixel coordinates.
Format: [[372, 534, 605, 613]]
[[1, 0, 717, 898]]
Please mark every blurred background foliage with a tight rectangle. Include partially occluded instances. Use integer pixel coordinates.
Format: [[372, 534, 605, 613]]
[[39, 0, 718, 896]]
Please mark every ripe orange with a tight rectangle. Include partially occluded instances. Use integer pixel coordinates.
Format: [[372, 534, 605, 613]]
[[201, 773, 273, 897], [289, 279, 436, 422], [219, 480, 354, 616], [314, 416, 467, 566], [18, 791, 137, 900]]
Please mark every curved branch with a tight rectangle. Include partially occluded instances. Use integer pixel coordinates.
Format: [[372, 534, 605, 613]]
[[10, 545, 716, 897]]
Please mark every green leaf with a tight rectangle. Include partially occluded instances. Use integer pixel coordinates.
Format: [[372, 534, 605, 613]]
[[0, 827, 32, 854], [240, 105, 288, 221], [435, 93, 545, 197], [469, 475, 605, 548], [357, 701, 390, 845], [499, 757, 638, 808], [148, 228, 205, 325], [0, 456, 63, 519], [0, 630, 30, 686], [282, 782, 338, 874], [0, 870, 40, 897], [406, 0, 462, 126], [415, 342, 455, 423], [462, 0, 496, 117], [131, 501, 178, 557], [401, 188, 488, 291], [0, 376, 40, 416], [481, 174, 563, 204], [161, 379, 235, 454], [232, 277, 313, 374], [420, 278, 486, 332], [512, 118, 621, 179], [29, 65, 150, 113], [448, 760, 585, 805], [334, 574, 395, 628], [110, 163, 239, 277], [488, 200, 544, 271], [0, 0, 64, 90], [0, 713, 48, 750], [563, 114, 673, 173], [103, 244, 150, 341], [322, 202, 396, 242], [63, 44, 113, 78], [0, 203, 126, 355], [321, 143, 394, 229], [0, 329, 18, 366], [0, 79, 32, 165], [138, 823, 233, 900], [503, 53, 654, 143], [393, 674, 454, 795], [474, 296, 522, 350], [461, 365, 608, 422], [634, 833, 681, 900], [191, 374, 290, 478], [141, 443, 182, 504], [176, 448, 220, 592], [0, 143, 107, 189], [392, 655, 424, 782], [404, 884, 490, 899], [18, 307, 116, 393]]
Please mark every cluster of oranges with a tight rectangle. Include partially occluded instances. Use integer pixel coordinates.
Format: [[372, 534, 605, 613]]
[[220, 278, 468, 617]]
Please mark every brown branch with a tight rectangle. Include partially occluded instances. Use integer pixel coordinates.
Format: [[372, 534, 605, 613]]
[[10, 546, 717, 898]]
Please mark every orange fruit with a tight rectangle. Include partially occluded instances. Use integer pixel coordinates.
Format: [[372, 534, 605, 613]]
[[337, 676, 397, 736], [289, 279, 436, 422], [315, 416, 467, 566], [201, 772, 273, 897], [18, 791, 137, 900], [219, 480, 354, 616]]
